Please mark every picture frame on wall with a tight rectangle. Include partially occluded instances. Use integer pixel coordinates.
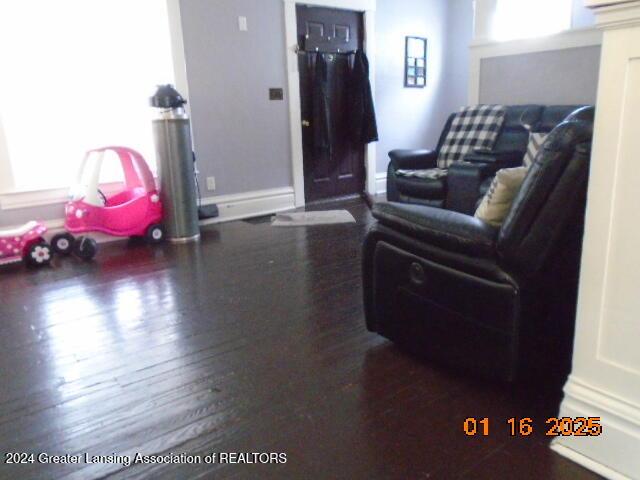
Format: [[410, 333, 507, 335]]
[[405, 36, 427, 88]]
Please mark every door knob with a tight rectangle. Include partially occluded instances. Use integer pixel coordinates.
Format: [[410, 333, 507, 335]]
[[302, 120, 310, 127]]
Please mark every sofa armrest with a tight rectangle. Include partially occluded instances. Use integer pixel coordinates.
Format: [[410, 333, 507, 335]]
[[372, 202, 498, 258], [465, 150, 524, 168], [389, 149, 438, 170], [445, 162, 495, 215]]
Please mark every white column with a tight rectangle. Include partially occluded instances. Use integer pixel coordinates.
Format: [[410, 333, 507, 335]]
[[552, 2, 640, 479]]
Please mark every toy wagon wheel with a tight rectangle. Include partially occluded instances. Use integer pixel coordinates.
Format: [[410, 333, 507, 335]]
[[145, 224, 165, 244], [26, 242, 52, 268], [74, 236, 98, 261], [51, 233, 76, 256]]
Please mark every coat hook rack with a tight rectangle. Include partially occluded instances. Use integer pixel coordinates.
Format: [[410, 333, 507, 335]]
[[296, 48, 358, 55]]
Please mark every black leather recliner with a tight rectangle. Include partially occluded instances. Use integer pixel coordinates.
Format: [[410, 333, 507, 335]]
[[363, 111, 594, 381], [386, 105, 586, 213]]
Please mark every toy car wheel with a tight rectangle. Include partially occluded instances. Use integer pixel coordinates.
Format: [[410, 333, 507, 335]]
[[146, 224, 165, 244], [51, 233, 75, 256], [26, 242, 52, 267], [74, 236, 98, 261]]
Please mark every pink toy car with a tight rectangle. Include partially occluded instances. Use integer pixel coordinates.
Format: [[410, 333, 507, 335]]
[[51, 147, 164, 261], [0, 221, 52, 268]]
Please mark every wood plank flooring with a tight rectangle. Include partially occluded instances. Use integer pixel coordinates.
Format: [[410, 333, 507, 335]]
[[0, 198, 602, 479]]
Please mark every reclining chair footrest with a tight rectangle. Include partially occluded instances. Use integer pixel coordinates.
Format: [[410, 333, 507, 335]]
[[367, 240, 520, 381]]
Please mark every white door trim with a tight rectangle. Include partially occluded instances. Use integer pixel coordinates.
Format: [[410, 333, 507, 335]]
[[166, 0, 192, 110], [283, 0, 377, 207]]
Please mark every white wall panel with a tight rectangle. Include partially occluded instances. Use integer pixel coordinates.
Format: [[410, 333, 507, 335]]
[[554, 3, 640, 479]]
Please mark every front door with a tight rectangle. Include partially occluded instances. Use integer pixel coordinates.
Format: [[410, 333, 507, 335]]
[[296, 6, 365, 203]]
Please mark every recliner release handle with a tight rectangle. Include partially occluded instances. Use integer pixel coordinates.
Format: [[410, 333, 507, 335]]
[[410, 262, 426, 286]]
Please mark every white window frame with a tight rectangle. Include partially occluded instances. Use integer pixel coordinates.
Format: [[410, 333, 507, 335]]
[[0, 0, 190, 211], [491, 0, 573, 42]]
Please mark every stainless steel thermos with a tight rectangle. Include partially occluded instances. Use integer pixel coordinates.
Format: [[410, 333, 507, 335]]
[[151, 85, 200, 243]]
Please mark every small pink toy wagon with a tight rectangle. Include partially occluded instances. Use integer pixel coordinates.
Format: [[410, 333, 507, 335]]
[[0, 221, 52, 268], [51, 146, 165, 261]]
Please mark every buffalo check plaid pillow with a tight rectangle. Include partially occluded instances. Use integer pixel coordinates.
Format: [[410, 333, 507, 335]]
[[437, 105, 507, 169]]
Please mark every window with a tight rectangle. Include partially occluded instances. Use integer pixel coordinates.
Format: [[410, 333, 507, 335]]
[[492, 0, 573, 41], [0, 0, 175, 192]]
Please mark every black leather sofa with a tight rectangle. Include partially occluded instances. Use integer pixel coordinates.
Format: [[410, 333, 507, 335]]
[[386, 105, 586, 214], [363, 109, 594, 381]]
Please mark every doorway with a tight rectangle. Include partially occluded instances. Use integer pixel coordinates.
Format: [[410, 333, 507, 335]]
[[296, 5, 365, 203]]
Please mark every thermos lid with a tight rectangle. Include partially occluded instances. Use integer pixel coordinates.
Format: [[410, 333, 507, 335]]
[[150, 84, 187, 109]]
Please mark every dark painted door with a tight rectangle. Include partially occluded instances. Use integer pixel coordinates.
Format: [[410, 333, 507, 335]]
[[297, 6, 365, 203]]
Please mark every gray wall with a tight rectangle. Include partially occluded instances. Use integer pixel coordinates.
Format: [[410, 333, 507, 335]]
[[572, 0, 596, 29], [441, 0, 474, 120], [181, 0, 467, 182], [479, 46, 601, 106], [375, 0, 454, 173], [180, 0, 292, 197]]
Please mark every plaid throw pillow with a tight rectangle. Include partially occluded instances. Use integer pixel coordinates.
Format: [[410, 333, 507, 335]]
[[395, 168, 448, 180], [524, 132, 548, 168], [437, 105, 506, 169]]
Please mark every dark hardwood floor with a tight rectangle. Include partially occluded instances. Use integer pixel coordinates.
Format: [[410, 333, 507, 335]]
[[0, 198, 602, 479]]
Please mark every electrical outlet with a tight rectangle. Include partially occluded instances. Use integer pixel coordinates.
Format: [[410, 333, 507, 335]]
[[238, 16, 248, 31], [206, 176, 216, 191]]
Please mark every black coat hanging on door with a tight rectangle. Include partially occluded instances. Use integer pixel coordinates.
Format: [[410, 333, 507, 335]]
[[308, 50, 378, 152], [349, 50, 378, 145], [310, 52, 332, 153]]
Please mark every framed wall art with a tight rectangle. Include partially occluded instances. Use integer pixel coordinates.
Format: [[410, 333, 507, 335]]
[[405, 36, 427, 88]]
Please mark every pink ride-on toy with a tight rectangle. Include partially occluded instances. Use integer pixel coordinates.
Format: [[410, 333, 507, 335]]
[[51, 147, 165, 261], [0, 221, 52, 268]]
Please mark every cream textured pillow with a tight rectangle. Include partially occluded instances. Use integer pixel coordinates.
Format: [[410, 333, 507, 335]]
[[475, 167, 528, 227]]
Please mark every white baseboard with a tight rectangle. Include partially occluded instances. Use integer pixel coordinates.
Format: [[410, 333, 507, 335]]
[[552, 376, 640, 480], [199, 186, 295, 226], [375, 173, 387, 195], [4, 187, 296, 245], [551, 444, 631, 480]]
